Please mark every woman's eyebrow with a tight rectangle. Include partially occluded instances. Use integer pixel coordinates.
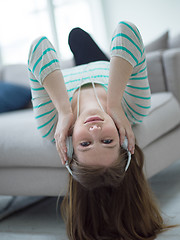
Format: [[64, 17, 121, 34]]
[[78, 144, 117, 152]]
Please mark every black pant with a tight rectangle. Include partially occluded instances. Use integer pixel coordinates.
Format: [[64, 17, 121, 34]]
[[68, 27, 109, 66]]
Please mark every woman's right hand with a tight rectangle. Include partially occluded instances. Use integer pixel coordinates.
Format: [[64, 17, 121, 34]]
[[54, 111, 74, 165], [107, 105, 135, 154]]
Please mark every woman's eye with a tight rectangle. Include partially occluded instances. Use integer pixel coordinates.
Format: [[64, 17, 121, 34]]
[[102, 139, 113, 144], [80, 142, 91, 147]]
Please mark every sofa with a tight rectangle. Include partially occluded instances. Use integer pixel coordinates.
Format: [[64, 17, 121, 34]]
[[0, 31, 180, 196]]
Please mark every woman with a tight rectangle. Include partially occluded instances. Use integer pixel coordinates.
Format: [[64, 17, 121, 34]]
[[28, 21, 168, 239]]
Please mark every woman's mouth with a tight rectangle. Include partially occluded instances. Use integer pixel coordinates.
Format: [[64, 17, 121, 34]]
[[84, 116, 104, 124]]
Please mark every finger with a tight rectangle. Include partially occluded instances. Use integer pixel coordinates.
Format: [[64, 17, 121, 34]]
[[126, 130, 135, 154], [59, 134, 67, 153], [55, 130, 68, 164], [59, 134, 68, 162], [129, 145, 135, 155], [59, 144, 67, 164], [55, 136, 67, 165], [119, 127, 126, 146], [55, 140, 65, 165], [59, 145, 67, 164]]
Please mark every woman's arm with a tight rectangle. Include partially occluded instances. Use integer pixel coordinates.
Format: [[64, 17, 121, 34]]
[[107, 21, 151, 154], [28, 36, 73, 164], [43, 70, 74, 164], [107, 56, 133, 108], [43, 70, 72, 115], [107, 56, 135, 154]]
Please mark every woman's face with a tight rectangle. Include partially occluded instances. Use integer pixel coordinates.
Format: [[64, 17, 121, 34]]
[[72, 110, 120, 166]]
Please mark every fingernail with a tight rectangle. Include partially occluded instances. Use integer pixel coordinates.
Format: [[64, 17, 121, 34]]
[[132, 148, 135, 154]]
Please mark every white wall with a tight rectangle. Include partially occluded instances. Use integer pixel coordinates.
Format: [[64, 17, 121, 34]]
[[88, 0, 109, 53], [101, 0, 180, 49]]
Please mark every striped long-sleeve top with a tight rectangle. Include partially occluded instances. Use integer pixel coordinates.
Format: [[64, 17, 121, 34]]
[[28, 21, 151, 142]]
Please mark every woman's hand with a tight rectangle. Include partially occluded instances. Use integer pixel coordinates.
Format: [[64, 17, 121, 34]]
[[54, 111, 74, 165], [107, 106, 135, 154]]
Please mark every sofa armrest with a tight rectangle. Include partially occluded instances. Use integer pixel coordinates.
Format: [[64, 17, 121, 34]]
[[162, 48, 180, 103], [146, 50, 167, 93]]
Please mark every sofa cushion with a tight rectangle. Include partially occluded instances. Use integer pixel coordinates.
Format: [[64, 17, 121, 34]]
[[146, 50, 166, 93], [145, 31, 169, 53], [133, 92, 180, 149], [162, 48, 180, 103], [168, 32, 180, 49], [0, 82, 31, 113], [0, 92, 179, 168]]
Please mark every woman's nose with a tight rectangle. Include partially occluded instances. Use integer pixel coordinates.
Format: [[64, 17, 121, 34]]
[[89, 124, 101, 132]]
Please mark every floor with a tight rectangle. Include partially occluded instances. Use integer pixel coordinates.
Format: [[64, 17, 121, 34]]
[[0, 160, 180, 240]]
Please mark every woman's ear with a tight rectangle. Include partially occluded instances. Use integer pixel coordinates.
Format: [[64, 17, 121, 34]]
[[66, 136, 73, 159]]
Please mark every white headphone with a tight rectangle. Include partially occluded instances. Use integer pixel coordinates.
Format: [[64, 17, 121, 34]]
[[66, 136, 73, 159], [121, 137, 132, 171], [65, 136, 132, 175]]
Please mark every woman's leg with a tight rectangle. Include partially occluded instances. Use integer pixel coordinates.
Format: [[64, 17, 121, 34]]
[[68, 27, 109, 66]]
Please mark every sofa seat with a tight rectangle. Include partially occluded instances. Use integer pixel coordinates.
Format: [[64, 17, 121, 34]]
[[0, 92, 179, 170], [133, 92, 180, 148], [0, 109, 60, 168]]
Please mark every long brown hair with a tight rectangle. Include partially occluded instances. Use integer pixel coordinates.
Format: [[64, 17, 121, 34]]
[[61, 144, 172, 240]]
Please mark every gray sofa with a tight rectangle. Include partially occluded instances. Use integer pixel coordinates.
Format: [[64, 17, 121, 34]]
[[0, 32, 180, 196]]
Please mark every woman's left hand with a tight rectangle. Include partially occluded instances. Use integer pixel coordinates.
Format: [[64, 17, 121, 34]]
[[54, 111, 74, 165], [107, 106, 135, 154]]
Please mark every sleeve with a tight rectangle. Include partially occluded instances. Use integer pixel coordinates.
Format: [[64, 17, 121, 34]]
[[110, 21, 145, 67], [28, 36, 61, 85]]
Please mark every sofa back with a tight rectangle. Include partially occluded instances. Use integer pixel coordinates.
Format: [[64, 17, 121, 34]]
[[145, 31, 180, 102], [146, 50, 167, 93]]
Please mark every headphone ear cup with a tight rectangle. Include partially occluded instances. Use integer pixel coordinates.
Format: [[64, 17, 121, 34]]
[[66, 136, 73, 159], [121, 136, 132, 172]]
